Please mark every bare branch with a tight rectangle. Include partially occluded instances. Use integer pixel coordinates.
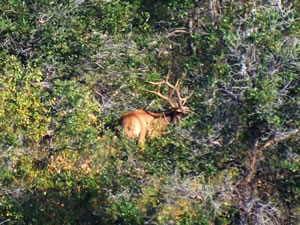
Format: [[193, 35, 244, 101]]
[[244, 129, 299, 184]]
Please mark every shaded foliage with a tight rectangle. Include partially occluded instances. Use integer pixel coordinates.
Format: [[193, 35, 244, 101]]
[[0, 0, 299, 224]]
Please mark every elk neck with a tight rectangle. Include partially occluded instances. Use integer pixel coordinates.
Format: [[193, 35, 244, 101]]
[[145, 110, 182, 123]]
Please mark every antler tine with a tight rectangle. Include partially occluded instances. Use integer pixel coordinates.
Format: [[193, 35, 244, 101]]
[[173, 73, 193, 112], [164, 71, 176, 90], [174, 72, 187, 92], [147, 71, 193, 111], [148, 70, 173, 87], [147, 90, 177, 108], [166, 69, 172, 81], [165, 71, 184, 102], [181, 90, 194, 105], [147, 70, 178, 108]]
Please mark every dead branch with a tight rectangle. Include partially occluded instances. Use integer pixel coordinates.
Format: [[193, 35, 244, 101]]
[[244, 129, 299, 184], [165, 29, 190, 38]]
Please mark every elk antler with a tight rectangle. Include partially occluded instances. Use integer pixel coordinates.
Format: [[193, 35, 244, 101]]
[[147, 71, 194, 113]]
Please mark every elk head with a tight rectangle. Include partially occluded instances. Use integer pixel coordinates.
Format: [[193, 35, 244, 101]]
[[120, 71, 193, 145]]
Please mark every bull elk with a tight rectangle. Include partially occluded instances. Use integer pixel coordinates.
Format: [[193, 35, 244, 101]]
[[120, 71, 193, 144]]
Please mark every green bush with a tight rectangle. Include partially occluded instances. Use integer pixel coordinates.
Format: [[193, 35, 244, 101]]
[[0, 53, 50, 146], [0, 0, 299, 224]]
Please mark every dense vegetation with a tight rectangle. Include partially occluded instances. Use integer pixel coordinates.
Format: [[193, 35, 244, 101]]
[[0, 0, 299, 224]]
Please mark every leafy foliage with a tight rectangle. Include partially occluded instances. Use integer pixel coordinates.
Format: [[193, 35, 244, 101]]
[[0, 53, 50, 146], [0, 0, 299, 224]]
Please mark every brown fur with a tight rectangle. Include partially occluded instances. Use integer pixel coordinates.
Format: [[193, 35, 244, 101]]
[[120, 109, 181, 144], [120, 71, 193, 144]]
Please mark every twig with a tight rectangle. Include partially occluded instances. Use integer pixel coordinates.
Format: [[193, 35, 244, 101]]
[[0, 219, 11, 225], [165, 29, 190, 38]]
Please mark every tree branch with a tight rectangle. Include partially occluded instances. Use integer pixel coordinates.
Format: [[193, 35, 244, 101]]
[[244, 129, 299, 184]]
